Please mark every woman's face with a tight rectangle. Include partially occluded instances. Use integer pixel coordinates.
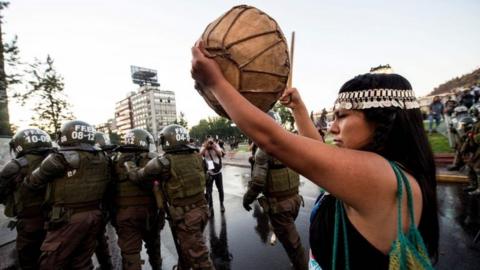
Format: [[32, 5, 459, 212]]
[[329, 109, 375, 150]]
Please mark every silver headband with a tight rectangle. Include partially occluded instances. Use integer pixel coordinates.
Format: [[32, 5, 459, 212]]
[[333, 88, 420, 110]]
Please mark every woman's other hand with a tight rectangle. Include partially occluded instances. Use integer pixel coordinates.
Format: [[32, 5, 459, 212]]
[[279, 87, 305, 110], [191, 40, 226, 93]]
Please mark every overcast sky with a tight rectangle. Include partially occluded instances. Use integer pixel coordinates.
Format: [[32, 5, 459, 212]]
[[4, 0, 480, 129]]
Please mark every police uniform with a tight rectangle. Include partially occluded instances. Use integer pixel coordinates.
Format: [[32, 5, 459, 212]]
[[129, 124, 214, 270], [243, 148, 307, 270], [0, 154, 48, 269], [113, 149, 164, 270], [24, 121, 110, 269]]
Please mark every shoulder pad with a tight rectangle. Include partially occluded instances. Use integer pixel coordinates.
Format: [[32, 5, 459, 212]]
[[148, 152, 159, 159], [14, 157, 29, 168], [158, 156, 170, 167], [0, 160, 22, 178], [59, 151, 80, 169]]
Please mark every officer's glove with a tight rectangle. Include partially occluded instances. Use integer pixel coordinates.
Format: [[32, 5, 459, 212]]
[[124, 161, 141, 182], [242, 192, 256, 212]]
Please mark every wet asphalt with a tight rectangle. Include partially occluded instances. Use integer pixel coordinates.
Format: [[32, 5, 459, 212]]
[[1, 165, 480, 269]]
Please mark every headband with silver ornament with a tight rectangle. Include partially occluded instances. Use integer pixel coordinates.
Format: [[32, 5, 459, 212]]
[[333, 88, 420, 110]]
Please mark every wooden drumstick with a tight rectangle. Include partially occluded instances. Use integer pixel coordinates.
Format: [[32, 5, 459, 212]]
[[287, 31, 295, 88], [285, 31, 295, 104]]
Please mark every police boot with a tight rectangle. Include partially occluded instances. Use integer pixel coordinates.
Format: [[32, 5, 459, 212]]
[[447, 164, 462, 171], [469, 187, 480, 196], [464, 169, 479, 192], [289, 246, 308, 270]]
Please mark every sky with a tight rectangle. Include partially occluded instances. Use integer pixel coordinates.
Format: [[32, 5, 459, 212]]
[[4, 0, 480, 128]]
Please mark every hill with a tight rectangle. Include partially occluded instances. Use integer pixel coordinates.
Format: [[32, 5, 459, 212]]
[[429, 68, 480, 95]]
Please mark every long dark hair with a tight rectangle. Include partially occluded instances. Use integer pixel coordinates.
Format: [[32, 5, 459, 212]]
[[339, 73, 439, 260]]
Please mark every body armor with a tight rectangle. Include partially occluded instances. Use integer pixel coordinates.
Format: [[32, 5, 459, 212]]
[[114, 151, 157, 206], [1, 155, 46, 217], [46, 151, 110, 208], [265, 157, 299, 197], [162, 153, 206, 206]]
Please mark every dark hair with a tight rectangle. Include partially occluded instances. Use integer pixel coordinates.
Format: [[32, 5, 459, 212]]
[[339, 73, 439, 259]]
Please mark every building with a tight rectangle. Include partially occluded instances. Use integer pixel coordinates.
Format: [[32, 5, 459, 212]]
[[95, 118, 116, 134], [130, 85, 177, 138], [113, 86, 177, 139], [114, 95, 134, 136]]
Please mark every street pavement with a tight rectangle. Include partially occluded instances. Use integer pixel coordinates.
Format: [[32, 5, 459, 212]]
[[1, 151, 480, 269]]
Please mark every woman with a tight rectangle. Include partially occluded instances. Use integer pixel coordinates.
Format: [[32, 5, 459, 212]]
[[191, 41, 438, 269]]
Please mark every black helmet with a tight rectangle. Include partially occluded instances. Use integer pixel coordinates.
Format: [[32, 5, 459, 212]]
[[94, 132, 111, 148], [10, 128, 52, 157], [58, 120, 96, 146], [123, 128, 154, 151], [469, 104, 480, 118], [159, 124, 189, 152], [458, 116, 475, 133]]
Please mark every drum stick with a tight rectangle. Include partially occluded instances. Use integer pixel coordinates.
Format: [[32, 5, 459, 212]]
[[287, 31, 295, 88]]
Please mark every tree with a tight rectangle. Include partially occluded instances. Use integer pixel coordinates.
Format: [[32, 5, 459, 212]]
[[272, 102, 295, 131], [13, 55, 74, 135], [189, 116, 243, 143], [173, 111, 188, 128], [0, 1, 11, 136]]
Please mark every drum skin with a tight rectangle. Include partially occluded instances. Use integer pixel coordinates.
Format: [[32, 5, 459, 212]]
[[200, 5, 290, 118]]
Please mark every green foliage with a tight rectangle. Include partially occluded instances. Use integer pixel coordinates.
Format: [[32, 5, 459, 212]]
[[272, 102, 295, 131], [3, 36, 22, 86], [173, 111, 188, 128], [13, 55, 74, 134], [189, 116, 244, 142]]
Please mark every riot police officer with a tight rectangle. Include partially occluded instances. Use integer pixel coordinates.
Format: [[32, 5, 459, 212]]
[[0, 128, 53, 270], [24, 120, 111, 269], [94, 131, 114, 270], [242, 112, 307, 270], [127, 124, 214, 270], [112, 128, 164, 270]]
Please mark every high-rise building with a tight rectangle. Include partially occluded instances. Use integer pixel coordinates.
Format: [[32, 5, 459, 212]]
[[113, 66, 177, 139], [130, 85, 177, 138], [114, 86, 177, 139], [114, 95, 134, 136]]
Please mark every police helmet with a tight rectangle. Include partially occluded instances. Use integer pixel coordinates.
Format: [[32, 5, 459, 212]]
[[123, 128, 154, 151], [159, 124, 190, 152], [10, 128, 52, 157], [469, 104, 480, 118], [457, 116, 475, 133], [94, 132, 111, 149], [454, 105, 468, 114], [58, 120, 96, 146]]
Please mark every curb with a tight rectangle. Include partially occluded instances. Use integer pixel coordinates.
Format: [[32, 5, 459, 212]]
[[223, 161, 250, 168]]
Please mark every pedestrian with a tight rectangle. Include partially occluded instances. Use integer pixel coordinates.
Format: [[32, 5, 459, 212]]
[[243, 112, 308, 270], [0, 128, 53, 270], [127, 124, 214, 270], [200, 137, 226, 215], [428, 96, 444, 134], [112, 128, 164, 270], [192, 42, 438, 269], [24, 120, 111, 269]]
